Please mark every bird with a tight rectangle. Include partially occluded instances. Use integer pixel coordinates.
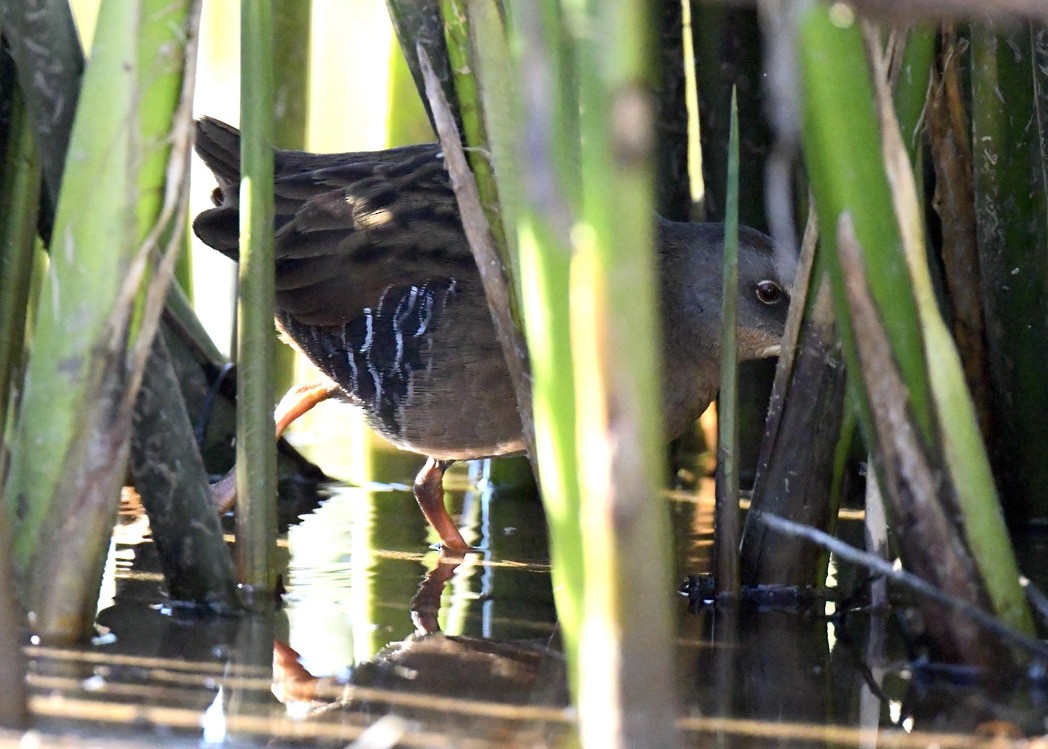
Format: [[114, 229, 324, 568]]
[[192, 116, 797, 553]]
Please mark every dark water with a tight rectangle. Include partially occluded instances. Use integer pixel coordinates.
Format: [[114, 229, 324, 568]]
[[22, 442, 1047, 747]]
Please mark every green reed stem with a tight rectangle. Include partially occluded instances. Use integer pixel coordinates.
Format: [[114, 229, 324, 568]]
[[236, 0, 277, 594], [714, 88, 740, 598]]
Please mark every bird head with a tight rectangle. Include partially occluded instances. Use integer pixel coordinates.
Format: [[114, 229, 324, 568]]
[[658, 220, 797, 362]]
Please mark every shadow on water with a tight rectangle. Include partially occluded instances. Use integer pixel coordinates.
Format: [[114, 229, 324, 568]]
[[16, 454, 1048, 747]]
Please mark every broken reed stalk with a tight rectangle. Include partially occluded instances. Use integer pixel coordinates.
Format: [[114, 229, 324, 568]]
[[236, 0, 277, 594], [754, 205, 819, 462], [739, 201, 845, 588], [384, 0, 459, 136], [714, 88, 741, 598], [740, 275, 846, 587]]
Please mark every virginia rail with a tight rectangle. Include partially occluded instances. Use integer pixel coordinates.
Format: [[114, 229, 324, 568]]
[[193, 117, 796, 552]]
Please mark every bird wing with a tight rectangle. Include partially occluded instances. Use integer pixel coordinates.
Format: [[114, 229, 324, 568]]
[[192, 117, 476, 328]]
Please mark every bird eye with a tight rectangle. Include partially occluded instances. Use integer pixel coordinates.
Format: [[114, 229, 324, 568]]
[[756, 280, 782, 305]]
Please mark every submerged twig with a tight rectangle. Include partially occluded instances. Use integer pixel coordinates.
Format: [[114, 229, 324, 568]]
[[760, 513, 1048, 661]]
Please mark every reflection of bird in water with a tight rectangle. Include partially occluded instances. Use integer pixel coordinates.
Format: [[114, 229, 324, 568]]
[[193, 117, 797, 552], [273, 634, 564, 706], [271, 558, 568, 742]]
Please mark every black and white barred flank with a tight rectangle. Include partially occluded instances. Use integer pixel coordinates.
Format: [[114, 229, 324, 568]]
[[277, 278, 458, 437]]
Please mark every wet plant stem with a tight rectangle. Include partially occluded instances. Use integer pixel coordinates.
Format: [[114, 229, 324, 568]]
[[236, 0, 277, 594]]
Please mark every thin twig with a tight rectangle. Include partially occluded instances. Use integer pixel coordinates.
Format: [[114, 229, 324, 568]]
[[760, 513, 1048, 661]]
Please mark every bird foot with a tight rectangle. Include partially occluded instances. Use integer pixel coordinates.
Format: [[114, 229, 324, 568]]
[[433, 542, 484, 559]]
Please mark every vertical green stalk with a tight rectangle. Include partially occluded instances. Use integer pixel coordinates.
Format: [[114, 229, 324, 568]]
[[4, 0, 136, 572], [796, 9, 933, 445], [270, 0, 311, 399], [272, 0, 311, 151], [447, 0, 523, 283], [6, 0, 201, 640], [0, 80, 41, 446], [0, 56, 35, 728], [441, 0, 501, 234], [573, 0, 679, 744], [505, 0, 584, 693], [237, 0, 277, 594], [6, 0, 141, 569], [714, 89, 740, 597], [892, 27, 934, 165], [970, 24, 1048, 521]]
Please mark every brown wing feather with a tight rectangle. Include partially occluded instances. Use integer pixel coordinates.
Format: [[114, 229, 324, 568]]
[[192, 118, 475, 327]]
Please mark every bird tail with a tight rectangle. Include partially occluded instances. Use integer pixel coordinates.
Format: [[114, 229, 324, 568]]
[[193, 117, 243, 260], [195, 117, 242, 188]]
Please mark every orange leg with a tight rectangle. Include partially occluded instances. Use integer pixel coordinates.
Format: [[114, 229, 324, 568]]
[[413, 458, 470, 553], [208, 380, 340, 513], [274, 381, 341, 438]]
